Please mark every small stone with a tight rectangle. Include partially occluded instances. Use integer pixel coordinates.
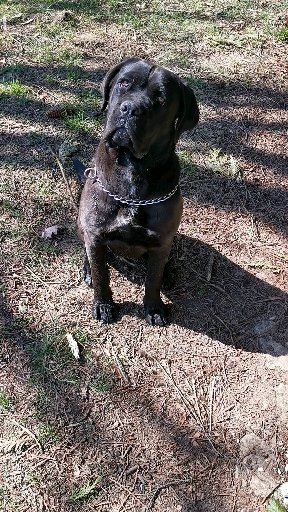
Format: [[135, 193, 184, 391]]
[[250, 473, 279, 497], [41, 225, 59, 240], [243, 454, 267, 472], [240, 433, 271, 459], [239, 433, 280, 498]]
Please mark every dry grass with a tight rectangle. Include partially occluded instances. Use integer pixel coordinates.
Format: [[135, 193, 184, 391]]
[[0, 1, 288, 511]]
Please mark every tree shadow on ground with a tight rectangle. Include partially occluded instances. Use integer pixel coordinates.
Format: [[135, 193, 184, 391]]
[[181, 165, 287, 235], [0, 290, 242, 512], [109, 234, 288, 358]]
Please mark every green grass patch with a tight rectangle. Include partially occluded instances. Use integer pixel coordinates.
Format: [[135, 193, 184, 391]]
[[26, 323, 78, 381], [0, 63, 25, 78], [66, 65, 82, 81], [0, 225, 28, 243], [38, 422, 59, 443], [63, 110, 102, 133], [52, 48, 82, 66], [27, 473, 43, 485], [0, 199, 22, 218], [266, 498, 286, 512], [34, 390, 49, 417], [44, 73, 59, 84], [186, 76, 207, 93], [77, 89, 102, 109], [276, 26, 288, 42], [0, 79, 31, 97], [0, 390, 12, 411], [0, 0, 51, 16], [68, 477, 102, 503], [207, 148, 241, 178], [35, 45, 82, 66], [91, 371, 111, 393], [177, 149, 199, 177]]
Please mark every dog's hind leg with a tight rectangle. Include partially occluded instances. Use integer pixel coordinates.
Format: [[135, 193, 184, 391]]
[[85, 240, 115, 324]]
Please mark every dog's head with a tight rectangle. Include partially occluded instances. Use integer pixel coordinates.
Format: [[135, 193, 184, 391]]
[[99, 58, 199, 159]]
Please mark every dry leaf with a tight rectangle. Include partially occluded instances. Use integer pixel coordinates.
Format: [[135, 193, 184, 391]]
[[66, 333, 80, 360], [47, 106, 76, 119], [41, 225, 58, 240]]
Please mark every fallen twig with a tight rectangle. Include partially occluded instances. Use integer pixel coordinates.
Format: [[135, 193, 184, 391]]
[[157, 361, 223, 456], [146, 479, 191, 511], [118, 470, 139, 511], [189, 267, 242, 305], [157, 360, 205, 433], [206, 253, 215, 282], [10, 418, 44, 453], [261, 482, 282, 505], [111, 346, 131, 385], [21, 17, 36, 25], [25, 265, 61, 286], [213, 313, 235, 344], [208, 376, 216, 435], [185, 376, 206, 431], [49, 146, 78, 213]]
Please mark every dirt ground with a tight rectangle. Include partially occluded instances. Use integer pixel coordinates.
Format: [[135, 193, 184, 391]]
[[0, 1, 287, 511]]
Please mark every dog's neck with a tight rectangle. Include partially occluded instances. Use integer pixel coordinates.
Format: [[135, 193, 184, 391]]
[[94, 139, 180, 200]]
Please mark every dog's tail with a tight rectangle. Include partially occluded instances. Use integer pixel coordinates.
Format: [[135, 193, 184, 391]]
[[72, 158, 86, 184]]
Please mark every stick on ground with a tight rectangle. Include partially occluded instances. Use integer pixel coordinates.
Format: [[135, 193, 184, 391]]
[[49, 147, 78, 213]]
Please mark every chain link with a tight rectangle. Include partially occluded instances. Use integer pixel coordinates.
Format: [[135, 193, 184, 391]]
[[85, 167, 179, 206]]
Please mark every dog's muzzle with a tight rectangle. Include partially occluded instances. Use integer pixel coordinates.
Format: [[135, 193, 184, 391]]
[[110, 127, 130, 147]]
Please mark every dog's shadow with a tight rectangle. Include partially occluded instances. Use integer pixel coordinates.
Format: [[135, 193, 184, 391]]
[[110, 234, 288, 357]]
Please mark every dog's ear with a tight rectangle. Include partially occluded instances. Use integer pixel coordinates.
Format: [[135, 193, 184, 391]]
[[175, 79, 199, 140], [98, 58, 141, 115]]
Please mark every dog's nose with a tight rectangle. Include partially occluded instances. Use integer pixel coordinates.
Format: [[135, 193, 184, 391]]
[[120, 101, 139, 116]]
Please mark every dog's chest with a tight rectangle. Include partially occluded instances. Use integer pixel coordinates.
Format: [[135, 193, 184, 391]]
[[109, 205, 139, 231]]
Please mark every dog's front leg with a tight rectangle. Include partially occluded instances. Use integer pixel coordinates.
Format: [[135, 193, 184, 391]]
[[144, 244, 172, 326], [85, 240, 115, 324]]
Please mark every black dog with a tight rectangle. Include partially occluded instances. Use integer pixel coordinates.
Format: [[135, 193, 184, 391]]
[[77, 58, 199, 325]]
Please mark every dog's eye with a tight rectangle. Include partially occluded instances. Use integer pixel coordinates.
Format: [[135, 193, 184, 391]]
[[155, 92, 165, 105], [118, 79, 130, 89]]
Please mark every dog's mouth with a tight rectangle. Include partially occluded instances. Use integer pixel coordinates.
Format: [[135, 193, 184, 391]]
[[109, 127, 130, 148], [106, 126, 148, 159]]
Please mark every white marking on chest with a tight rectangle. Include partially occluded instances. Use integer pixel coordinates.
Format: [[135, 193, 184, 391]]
[[110, 206, 139, 230]]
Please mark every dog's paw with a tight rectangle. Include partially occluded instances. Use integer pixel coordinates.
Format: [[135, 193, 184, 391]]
[[82, 264, 92, 287], [144, 303, 168, 327], [92, 301, 115, 324], [84, 273, 92, 287]]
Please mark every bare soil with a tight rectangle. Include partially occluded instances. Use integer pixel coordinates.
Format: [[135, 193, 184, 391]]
[[0, 2, 287, 511]]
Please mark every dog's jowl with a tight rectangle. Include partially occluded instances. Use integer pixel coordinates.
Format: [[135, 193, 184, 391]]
[[77, 57, 199, 326]]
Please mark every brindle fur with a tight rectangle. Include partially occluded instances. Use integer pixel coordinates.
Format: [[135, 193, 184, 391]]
[[77, 58, 199, 325]]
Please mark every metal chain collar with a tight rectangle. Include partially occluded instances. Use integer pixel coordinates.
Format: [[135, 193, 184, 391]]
[[85, 167, 179, 207]]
